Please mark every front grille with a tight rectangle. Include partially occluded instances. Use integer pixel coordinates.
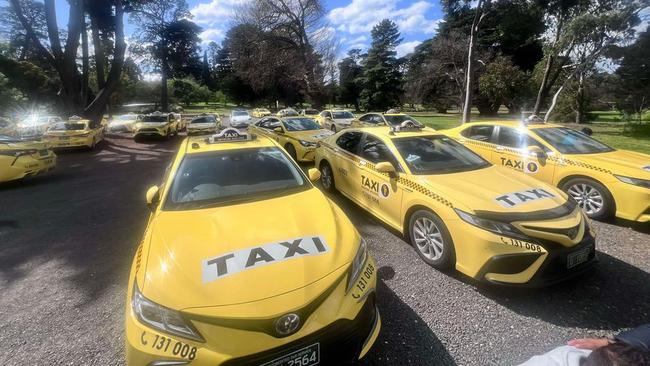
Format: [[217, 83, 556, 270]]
[[522, 224, 581, 240], [530, 234, 597, 284], [222, 294, 377, 366]]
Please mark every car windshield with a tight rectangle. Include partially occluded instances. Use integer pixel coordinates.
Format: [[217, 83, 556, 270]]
[[233, 111, 249, 116], [393, 135, 491, 175], [384, 115, 420, 126], [0, 134, 20, 143], [140, 116, 167, 123], [332, 111, 354, 119], [51, 123, 86, 131], [191, 117, 215, 124], [165, 147, 308, 210], [282, 118, 321, 131], [533, 127, 614, 154], [118, 115, 136, 121]]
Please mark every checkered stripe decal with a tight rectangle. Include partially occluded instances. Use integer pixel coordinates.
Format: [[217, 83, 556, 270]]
[[321, 143, 454, 208], [461, 138, 613, 175]]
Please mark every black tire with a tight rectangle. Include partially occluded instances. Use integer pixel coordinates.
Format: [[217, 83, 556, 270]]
[[319, 161, 337, 193], [330, 125, 337, 133], [561, 177, 615, 220], [408, 210, 455, 269], [134, 135, 141, 143], [285, 144, 297, 161]]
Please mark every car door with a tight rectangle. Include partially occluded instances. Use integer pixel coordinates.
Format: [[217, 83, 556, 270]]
[[492, 126, 556, 184], [331, 131, 363, 195], [456, 124, 496, 161], [357, 133, 404, 228]]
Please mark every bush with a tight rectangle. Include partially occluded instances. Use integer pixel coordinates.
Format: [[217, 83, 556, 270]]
[[624, 122, 650, 137]]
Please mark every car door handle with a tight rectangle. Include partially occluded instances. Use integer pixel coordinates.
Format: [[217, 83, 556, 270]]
[[496, 145, 505, 151]]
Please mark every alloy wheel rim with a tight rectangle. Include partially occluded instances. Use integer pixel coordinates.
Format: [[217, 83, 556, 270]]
[[321, 166, 332, 189], [567, 183, 604, 215], [413, 217, 444, 260]]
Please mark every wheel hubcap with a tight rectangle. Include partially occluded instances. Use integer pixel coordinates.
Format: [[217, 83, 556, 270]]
[[567, 183, 604, 215], [413, 217, 444, 260], [321, 166, 332, 189]]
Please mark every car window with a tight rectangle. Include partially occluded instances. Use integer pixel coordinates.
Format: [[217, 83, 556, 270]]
[[191, 117, 213, 124], [325, 112, 332, 119], [393, 135, 491, 175], [359, 114, 371, 122], [336, 131, 363, 154], [165, 147, 308, 210], [461, 125, 495, 142], [533, 127, 614, 154], [497, 127, 549, 151], [283, 118, 320, 131], [332, 111, 354, 119], [360, 134, 402, 170], [51, 122, 87, 131]]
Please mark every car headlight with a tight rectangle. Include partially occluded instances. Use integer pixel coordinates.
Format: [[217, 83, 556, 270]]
[[132, 283, 204, 342], [299, 140, 317, 147], [347, 237, 368, 291], [454, 209, 528, 240], [614, 175, 650, 189]]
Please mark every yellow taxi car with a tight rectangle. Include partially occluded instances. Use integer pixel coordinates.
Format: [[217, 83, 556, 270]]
[[42, 116, 104, 150], [276, 108, 299, 118], [300, 109, 320, 118], [444, 120, 650, 222], [314, 125, 597, 286], [249, 116, 334, 162], [251, 108, 272, 118], [1, 134, 56, 183], [316, 110, 355, 132], [107, 114, 139, 133], [133, 112, 179, 140], [125, 128, 380, 366], [353, 113, 424, 128], [187, 114, 221, 135]]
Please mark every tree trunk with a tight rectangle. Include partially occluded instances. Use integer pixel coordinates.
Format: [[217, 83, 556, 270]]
[[90, 16, 106, 89], [533, 18, 563, 116], [462, 0, 489, 124], [81, 6, 89, 106], [575, 71, 585, 124]]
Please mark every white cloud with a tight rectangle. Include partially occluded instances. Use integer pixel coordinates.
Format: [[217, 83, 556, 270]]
[[190, 0, 250, 43], [328, 0, 440, 35], [395, 40, 421, 57]]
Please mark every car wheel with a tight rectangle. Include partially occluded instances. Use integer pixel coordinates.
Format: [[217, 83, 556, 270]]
[[561, 178, 614, 220], [285, 144, 297, 161], [408, 210, 455, 269], [319, 161, 336, 193], [330, 125, 337, 133], [89, 138, 96, 150]]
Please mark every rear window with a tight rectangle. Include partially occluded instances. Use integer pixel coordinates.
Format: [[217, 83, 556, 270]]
[[461, 125, 495, 142], [51, 123, 87, 131], [332, 111, 354, 119], [191, 117, 215, 124], [140, 116, 168, 123], [233, 111, 249, 116], [165, 147, 308, 210]]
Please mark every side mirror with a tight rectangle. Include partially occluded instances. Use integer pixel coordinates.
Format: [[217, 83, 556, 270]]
[[274, 127, 284, 134], [376, 161, 397, 178], [581, 127, 593, 136], [308, 168, 321, 182], [146, 185, 160, 210], [527, 145, 546, 159]]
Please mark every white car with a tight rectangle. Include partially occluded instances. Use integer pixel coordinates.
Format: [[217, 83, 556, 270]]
[[318, 110, 355, 132], [229, 110, 252, 128], [17, 115, 63, 138], [107, 114, 139, 133]]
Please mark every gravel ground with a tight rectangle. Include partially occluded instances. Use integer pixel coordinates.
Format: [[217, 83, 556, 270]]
[[1, 129, 649, 366]]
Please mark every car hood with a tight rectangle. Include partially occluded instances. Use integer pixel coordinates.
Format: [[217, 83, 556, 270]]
[[418, 165, 568, 214], [287, 129, 334, 142], [567, 150, 650, 179], [109, 120, 136, 126], [141, 189, 357, 310], [230, 116, 251, 122], [0, 140, 47, 150]]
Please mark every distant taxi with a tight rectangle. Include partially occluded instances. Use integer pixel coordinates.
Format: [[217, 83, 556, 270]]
[[300, 109, 320, 118], [353, 113, 424, 128], [125, 128, 380, 365], [187, 114, 220, 135], [249, 116, 333, 162], [444, 120, 650, 222], [277, 108, 299, 118], [133, 112, 179, 140], [316, 110, 355, 132], [0, 134, 56, 183], [17, 115, 63, 138], [251, 108, 272, 118], [315, 125, 597, 286], [108, 114, 139, 133], [42, 116, 104, 150]]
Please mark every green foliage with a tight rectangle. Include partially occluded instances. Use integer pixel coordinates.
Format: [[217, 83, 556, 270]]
[[478, 55, 530, 114], [612, 30, 650, 115], [359, 19, 403, 111], [171, 78, 212, 106], [338, 49, 363, 110]]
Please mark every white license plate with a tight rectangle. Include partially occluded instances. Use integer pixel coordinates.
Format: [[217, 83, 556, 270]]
[[567, 247, 590, 269], [260, 343, 320, 366]]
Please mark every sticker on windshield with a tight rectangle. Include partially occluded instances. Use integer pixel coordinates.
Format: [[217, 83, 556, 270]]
[[202, 236, 329, 283], [495, 188, 556, 208], [405, 154, 420, 163]]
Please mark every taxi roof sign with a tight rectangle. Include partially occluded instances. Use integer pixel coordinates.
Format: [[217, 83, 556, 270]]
[[389, 120, 424, 134], [206, 127, 256, 144]]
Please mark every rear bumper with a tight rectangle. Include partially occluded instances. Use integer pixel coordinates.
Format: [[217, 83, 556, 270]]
[[1, 154, 56, 183]]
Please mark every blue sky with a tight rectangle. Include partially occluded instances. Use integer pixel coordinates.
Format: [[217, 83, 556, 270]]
[[51, 0, 444, 58]]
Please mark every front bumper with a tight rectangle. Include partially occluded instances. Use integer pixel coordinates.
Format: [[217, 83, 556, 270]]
[[609, 181, 650, 223], [449, 220, 597, 286], [134, 128, 169, 138], [1, 153, 56, 183], [188, 127, 218, 135], [126, 259, 380, 366], [108, 124, 134, 133], [295, 145, 317, 162]]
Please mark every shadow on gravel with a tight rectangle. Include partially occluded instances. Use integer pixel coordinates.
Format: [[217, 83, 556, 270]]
[[475, 252, 650, 330], [0, 137, 180, 302], [360, 266, 457, 366]]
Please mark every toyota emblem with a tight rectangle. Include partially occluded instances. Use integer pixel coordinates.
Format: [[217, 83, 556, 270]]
[[275, 313, 300, 336]]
